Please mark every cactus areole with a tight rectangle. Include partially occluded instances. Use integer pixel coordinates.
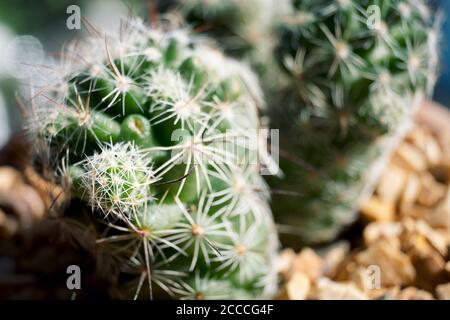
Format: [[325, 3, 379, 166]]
[[25, 19, 279, 299]]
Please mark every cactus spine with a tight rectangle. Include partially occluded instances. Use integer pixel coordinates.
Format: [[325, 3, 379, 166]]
[[270, 0, 440, 243], [25, 18, 279, 299]]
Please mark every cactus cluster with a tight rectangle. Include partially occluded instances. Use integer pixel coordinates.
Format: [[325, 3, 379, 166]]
[[25, 19, 279, 299], [269, 0, 440, 243]]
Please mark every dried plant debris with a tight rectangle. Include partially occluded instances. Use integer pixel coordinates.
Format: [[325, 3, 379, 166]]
[[280, 124, 450, 300], [0, 166, 55, 238], [0, 164, 67, 238], [0, 218, 120, 299]]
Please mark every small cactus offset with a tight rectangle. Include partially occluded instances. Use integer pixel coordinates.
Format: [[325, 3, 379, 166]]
[[25, 19, 279, 299], [270, 0, 440, 243]]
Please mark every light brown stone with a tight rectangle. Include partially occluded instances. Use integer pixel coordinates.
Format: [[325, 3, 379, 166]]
[[406, 127, 429, 151], [286, 272, 311, 300], [354, 238, 416, 287], [314, 278, 367, 300], [400, 174, 421, 208], [397, 287, 434, 300], [417, 173, 447, 207], [392, 143, 428, 172], [322, 241, 350, 278], [363, 222, 402, 245], [376, 165, 406, 203], [426, 190, 450, 229], [361, 196, 395, 222], [292, 248, 324, 282], [423, 135, 442, 166], [277, 249, 296, 277], [0, 167, 22, 194], [436, 283, 450, 300]]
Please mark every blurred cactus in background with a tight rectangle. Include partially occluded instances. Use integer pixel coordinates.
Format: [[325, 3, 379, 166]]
[[158, 0, 288, 77], [269, 0, 441, 243], [24, 18, 279, 299]]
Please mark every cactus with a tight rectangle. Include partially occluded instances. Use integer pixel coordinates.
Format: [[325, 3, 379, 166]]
[[159, 0, 286, 75], [270, 0, 440, 243], [25, 18, 279, 299]]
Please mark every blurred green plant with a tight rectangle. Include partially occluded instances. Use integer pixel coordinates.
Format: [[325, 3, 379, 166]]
[[270, 0, 441, 243]]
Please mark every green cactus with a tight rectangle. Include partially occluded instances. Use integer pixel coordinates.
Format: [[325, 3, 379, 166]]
[[159, 0, 286, 74], [270, 0, 440, 243], [25, 18, 279, 299]]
